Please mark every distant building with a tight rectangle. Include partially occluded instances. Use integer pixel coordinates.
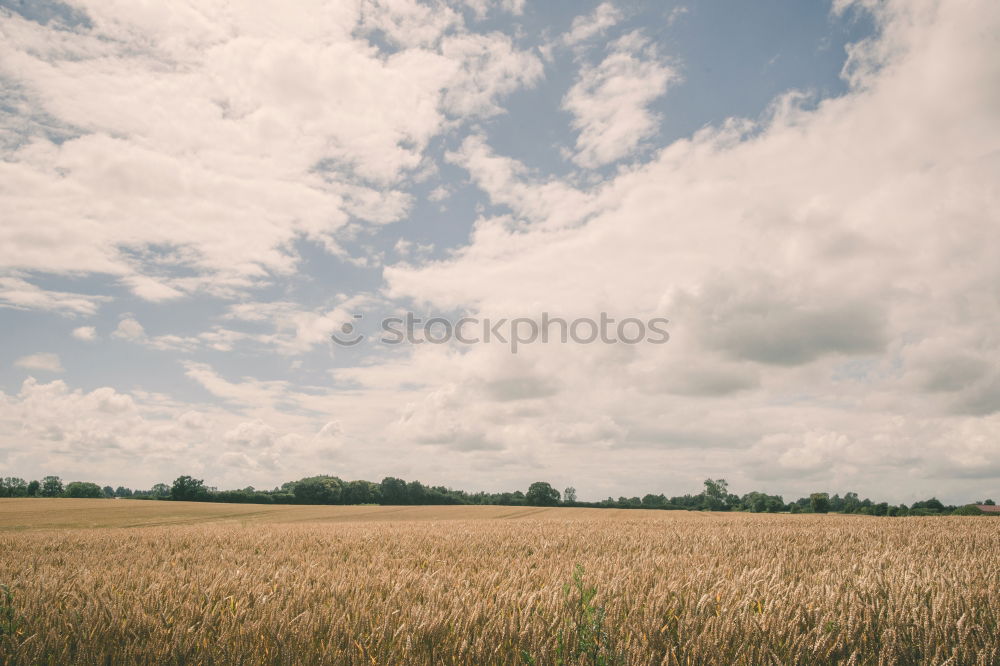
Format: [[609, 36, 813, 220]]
[[974, 504, 1000, 514]]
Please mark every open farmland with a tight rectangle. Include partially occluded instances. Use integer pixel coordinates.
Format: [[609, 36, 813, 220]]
[[0, 500, 998, 664]]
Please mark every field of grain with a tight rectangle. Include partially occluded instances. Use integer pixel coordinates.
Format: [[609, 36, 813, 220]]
[[0, 499, 997, 664]]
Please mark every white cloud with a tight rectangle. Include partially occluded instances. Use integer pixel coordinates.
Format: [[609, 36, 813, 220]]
[[112, 317, 145, 341], [562, 2, 623, 47], [14, 353, 64, 373], [454, 0, 525, 20], [360, 0, 462, 48], [120, 275, 184, 302], [0, 277, 107, 316], [442, 134, 598, 232], [0, 375, 368, 487], [439, 32, 544, 117], [2, 0, 999, 503], [563, 31, 678, 167], [71, 326, 97, 341], [373, 0, 1000, 499], [0, 0, 541, 296], [224, 419, 278, 449]]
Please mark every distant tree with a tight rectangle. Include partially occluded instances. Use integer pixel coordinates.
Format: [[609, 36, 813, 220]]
[[65, 481, 104, 498], [102, 485, 115, 498], [41, 476, 64, 497], [493, 491, 526, 506], [911, 498, 946, 513], [292, 476, 344, 504], [742, 491, 785, 513], [526, 482, 560, 507], [150, 483, 170, 499], [842, 492, 861, 514], [984, 499, 996, 505], [620, 496, 642, 508], [170, 476, 210, 502], [563, 487, 577, 503], [379, 477, 409, 505], [0, 477, 28, 498], [953, 504, 985, 516], [343, 480, 380, 504], [810, 493, 831, 514], [641, 493, 665, 509], [702, 479, 729, 511], [114, 486, 133, 498], [406, 480, 427, 504], [26, 480, 40, 497]]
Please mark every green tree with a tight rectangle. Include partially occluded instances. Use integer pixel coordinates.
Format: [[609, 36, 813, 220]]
[[65, 481, 104, 498], [170, 476, 210, 502], [40, 476, 63, 497], [702, 478, 729, 511], [641, 493, 666, 509], [379, 477, 409, 505], [742, 491, 784, 513], [563, 487, 577, 503], [292, 476, 344, 504], [150, 483, 170, 499], [526, 482, 560, 506], [26, 480, 40, 497], [0, 478, 28, 498], [842, 492, 861, 513], [810, 492, 831, 514], [911, 497, 946, 513], [343, 480, 380, 504], [406, 480, 427, 504]]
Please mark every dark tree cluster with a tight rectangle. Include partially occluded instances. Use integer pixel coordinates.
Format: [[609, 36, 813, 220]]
[[1, 474, 994, 516]]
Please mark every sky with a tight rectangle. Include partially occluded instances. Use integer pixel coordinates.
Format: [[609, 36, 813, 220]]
[[1, 0, 998, 504]]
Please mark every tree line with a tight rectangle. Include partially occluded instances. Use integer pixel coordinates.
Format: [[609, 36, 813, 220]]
[[1, 474, 995, 515]]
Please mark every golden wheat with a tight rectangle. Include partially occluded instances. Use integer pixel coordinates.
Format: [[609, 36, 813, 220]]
[[0, 501, 997, 664]]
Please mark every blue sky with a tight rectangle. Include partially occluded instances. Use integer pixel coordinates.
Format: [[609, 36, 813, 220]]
[[1, 0, 998, 503]]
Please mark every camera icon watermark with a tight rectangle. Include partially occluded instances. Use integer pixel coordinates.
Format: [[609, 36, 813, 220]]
[[331, 312, 669, 354], [331, 314, 365, 347]]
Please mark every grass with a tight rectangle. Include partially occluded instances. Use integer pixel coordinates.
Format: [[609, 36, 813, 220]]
[[0, 499, 997, 664]]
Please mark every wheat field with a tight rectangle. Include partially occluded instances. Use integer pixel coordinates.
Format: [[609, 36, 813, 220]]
[[0, 500, 997, 665]]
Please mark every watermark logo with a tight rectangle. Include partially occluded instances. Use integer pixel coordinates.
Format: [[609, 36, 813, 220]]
[[331, 312, 669, 353], [330, 314, 365, 347]]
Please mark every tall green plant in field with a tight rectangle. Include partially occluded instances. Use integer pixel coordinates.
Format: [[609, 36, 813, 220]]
[[554, 565, 617, 665], [0, 583, 21, 643]]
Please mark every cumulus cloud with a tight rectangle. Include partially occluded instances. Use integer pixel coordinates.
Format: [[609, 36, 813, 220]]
[[562, 2, 623, 47], [0, 0, 542, 295], [71, 326, 97, 341], [374, 0, 1000, 499], [112, 317, 145, 341], [14, 352, 64, 373], [3, 0, 999, 503], [563, 31, 678, 167], [0, 277, 107, 316], [0, 375, 364, 487], [224, 419, 278, 449]]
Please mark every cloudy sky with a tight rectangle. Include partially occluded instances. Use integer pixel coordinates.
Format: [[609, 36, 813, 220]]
[[1, 0, 997, 503]]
